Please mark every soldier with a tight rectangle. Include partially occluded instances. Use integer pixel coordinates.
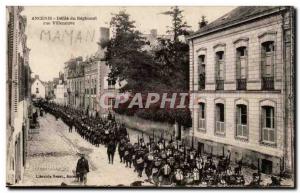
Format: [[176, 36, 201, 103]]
[[136, 150, 145, 178], [68, 117, 73, 133], [124, 142, 133, 168], [173, 168, 184, 186], [160, 161, 172, 185], [144, 151, 154, 182], [107, 140, 116, 164], [76, 154, 89, 185], [152, 157, 161, 186], [118, 139, 126, 163]]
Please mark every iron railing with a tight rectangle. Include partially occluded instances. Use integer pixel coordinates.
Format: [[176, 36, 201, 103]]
[[236, 78, 247, 90], [216, 79, 224, 90], [262, 77, 274, 90]]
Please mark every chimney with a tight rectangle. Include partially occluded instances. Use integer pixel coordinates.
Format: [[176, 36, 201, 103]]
[[100, 27, 110, 42], [150, 29, 157, 38], [35, 75, 39, 80]]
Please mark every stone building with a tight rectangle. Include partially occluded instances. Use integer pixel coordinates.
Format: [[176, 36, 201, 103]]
[[54, 72, 66, 105], [6, 6, 31, 185], [84, 56, 100, 116], [65, 56, 85, 109], [188, 6, 294, 176], [83, 27, 127, 117]]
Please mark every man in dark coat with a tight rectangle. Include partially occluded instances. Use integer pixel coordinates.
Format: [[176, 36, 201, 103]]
[[76, 154, 89, 185], [107, 140, 116, 164]]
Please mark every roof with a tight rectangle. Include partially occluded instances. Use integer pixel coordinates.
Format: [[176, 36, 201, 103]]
[[31, 77, 45, 86], [188, 6, 287, 39]]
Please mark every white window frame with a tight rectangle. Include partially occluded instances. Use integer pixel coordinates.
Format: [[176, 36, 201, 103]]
[[261, 106, 275, 144], [215, 103, 225, 135], [198, 103, 206, 131], [236, 104, 248, 139]]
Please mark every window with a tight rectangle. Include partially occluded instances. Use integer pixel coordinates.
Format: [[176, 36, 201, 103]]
[[236, 104, 248, 138], [261, 41, 274, 90], [215, 103, 225, 135], [262, 41, 274, 77], [236, 47, 247, 79], [216, 51, 224, 90], [216, 51, 224, 79], [261, 106, 275, 143], [198, 103, 206, 130], [36, 88, 39, 94], [198, 55, 206, 90], [108, 79, 115, 89], [108, 97, 115, 109]]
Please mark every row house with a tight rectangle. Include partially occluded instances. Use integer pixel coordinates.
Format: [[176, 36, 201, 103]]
[[188, 6, 294, 176], [6, 6, 32, 185], [65, 56, 85, 109], [31, 75, 46, 99], [84, 56, 100, 116]]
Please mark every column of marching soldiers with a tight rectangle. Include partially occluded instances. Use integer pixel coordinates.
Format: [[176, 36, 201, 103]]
[[34, 100, 276, 187]]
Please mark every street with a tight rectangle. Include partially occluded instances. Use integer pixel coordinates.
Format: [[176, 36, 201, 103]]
[[20, 108, 293, 187], [21, 112, 149, 186]]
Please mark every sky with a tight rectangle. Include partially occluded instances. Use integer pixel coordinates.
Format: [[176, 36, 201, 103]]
[[23, 6, 236, 81]]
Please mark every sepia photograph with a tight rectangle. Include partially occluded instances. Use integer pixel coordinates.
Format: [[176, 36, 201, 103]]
[[5, 4, 295, 188]]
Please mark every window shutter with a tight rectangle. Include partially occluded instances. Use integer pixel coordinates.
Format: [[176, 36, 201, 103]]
[[236, 106, 241, 125], [215, 54, 218, 80], [236, 50, 241, 79], [203, 103, 205, 119], [271, 107, 275, 129], [216, 105, 220, 122], [261, 46, 266, 77], [271, 49, 275, 77], [236, 106, 239, 136], [261, 107, 266, 141]]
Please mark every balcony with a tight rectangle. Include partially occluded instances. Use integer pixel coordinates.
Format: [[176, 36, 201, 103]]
[[236, 79, 247, 90], [216, 79, 224, 90], [262, 77, 274, 90], [198, 74, 205, 90]]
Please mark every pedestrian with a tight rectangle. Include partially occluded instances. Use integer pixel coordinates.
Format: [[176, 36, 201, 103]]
[[76, 154, 89, 185], [69, 120, 73, 133]]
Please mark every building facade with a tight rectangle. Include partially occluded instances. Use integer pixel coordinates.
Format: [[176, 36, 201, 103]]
[[188, 7, 294, 175], [31, 75, 46, 99], [84, 57, 100, 116], [6, 6, 31, 185], [65, 57, 85, 109]]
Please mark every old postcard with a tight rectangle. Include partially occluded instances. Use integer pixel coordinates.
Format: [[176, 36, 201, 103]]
[[6, 6, 295, 188]]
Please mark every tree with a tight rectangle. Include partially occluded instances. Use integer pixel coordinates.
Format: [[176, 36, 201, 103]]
[[105, 8, 193, 127], [155, 6, 191, 91], [198, 15, 208, 29], [104, 10, 159, 93], [161, 6, 191, 41]]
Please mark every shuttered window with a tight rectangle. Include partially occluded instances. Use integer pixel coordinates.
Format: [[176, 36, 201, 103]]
[[198, 103, 205, 130], [261, 106, 275, 143], [261, 41, 274, 77], [215, 103, 225, 134], [236, 104, 248, 138], [198, 55, 206, 90], [216, 51, 224, 80], [236, 47, 247, 79]]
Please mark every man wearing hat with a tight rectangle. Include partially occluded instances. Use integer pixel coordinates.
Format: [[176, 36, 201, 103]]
[[76, 153, 89, 185]]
